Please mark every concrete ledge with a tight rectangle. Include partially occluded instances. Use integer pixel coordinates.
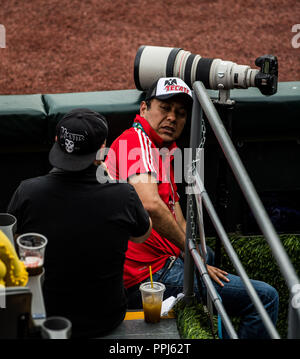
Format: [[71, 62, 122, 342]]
[[98, 310, 180, 339]]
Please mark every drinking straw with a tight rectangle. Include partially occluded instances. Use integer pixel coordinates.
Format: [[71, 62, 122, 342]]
[[149, 265, 153, 288]]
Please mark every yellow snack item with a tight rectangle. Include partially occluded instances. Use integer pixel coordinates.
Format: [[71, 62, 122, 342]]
[[0, 230, 28, 287], [0, 259, 6, 286]]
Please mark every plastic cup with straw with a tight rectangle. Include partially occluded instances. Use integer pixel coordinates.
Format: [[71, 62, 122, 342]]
[[139, 265, 165, 323]]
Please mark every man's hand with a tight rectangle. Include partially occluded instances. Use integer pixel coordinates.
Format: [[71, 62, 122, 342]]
[[207, 265, 230, 287]]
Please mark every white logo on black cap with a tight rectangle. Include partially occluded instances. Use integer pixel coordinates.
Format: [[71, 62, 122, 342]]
[[65, 138, 75, 153], [61, 126, 85, 142]]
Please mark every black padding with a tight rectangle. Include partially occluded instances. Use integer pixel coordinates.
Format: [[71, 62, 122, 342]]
[[196, 58, 214, 89], [184, 53, 196, 88], [166, 48, 182, 77]]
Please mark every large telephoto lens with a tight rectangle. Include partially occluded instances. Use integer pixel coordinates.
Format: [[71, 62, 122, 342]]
[[134, 45, 263, 93]]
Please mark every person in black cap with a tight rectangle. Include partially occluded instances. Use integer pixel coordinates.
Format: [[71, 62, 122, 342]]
[[105, 77, 279, 339], [7, 108, 152, 338], [49, 108, 109, 172]]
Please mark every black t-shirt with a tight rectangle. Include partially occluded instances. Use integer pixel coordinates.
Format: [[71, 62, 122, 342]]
[[8, 166, 150, 338]]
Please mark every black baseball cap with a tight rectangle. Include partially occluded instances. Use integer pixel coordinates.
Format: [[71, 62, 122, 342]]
[[145, 77, 193, 109], [49, 108, 108, 172]]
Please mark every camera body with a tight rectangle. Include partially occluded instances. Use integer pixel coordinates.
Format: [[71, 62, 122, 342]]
[[134, 46, 278, 96]]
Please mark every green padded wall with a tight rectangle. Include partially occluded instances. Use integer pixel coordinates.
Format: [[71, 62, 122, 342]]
[[0, 94, 49, 212], [0, 94, 47, 146], [43, 89, 144, 146], [209, 82, 300, 141]]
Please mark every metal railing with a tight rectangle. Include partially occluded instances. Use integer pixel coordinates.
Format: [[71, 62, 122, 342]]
[[183, 81, 300, 339]]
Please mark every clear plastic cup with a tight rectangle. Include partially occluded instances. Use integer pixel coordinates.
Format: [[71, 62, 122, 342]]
[[16, 233, 47, 276], [139, 282, 165, 323], [0, 213, 17, 248]]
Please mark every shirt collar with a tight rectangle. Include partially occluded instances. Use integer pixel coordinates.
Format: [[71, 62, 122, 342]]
[[134, 114, 178, 151]]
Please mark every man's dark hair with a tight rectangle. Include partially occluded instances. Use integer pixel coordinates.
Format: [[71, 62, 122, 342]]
[[145, 99, 152, 110]]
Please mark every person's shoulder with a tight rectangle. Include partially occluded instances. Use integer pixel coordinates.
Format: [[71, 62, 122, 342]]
[[108, 181, 133, 192], [112, 127, 135, 141], [110, 127, 140, 147], [108, 181, 137, 196], [20, 174, 48, 187], [97, 181, 136, 204], [18, 174, 53, 192]]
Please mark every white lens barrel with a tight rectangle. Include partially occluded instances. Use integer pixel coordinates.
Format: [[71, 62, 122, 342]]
[[247, 68, 259, 88], [190, 54, 202, 85], [134, 45, 259, 91], [173, 49, 192, 79], [209, 60, 259, 90], [134, 46, 181, 90]]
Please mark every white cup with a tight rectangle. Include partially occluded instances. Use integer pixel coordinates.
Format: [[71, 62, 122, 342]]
[[41, 316, 72, 339], [0, 213, 17, 248]]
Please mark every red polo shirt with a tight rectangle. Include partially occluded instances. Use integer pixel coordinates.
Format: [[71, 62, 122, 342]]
[[105, 115, 181, 288]]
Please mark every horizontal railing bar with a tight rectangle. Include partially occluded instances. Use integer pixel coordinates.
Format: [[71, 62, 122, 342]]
[[193, 172, 280, 339]]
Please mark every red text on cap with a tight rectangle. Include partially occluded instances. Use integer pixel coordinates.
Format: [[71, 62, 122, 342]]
[[164, 85, 190, 94]]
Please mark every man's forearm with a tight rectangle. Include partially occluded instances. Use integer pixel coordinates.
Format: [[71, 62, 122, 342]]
[[129, 174, 186, 251], [148, 199, 186, 251]]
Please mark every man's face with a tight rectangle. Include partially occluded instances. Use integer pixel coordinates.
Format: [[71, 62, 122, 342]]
[[140, 98, 188, 144]]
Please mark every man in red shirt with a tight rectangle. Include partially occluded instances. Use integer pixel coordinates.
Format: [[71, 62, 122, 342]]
[[106, 77, 229, 294], [105, 77, 278, 338]]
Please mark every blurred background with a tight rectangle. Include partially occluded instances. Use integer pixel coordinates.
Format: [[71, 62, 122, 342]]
[[0, 0, 299, 95]]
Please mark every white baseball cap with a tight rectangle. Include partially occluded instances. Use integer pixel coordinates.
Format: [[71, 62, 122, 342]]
[[145, 77, 193, 109]]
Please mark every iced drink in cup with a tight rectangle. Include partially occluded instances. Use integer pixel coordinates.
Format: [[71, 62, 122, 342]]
[[139, 282, 165, 323], [16, 233, 47, 276]]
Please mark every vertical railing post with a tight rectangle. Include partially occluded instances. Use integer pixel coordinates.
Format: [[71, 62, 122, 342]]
[[288, 294, 300, 339], [183, 91, 203, 302], [183, 196, 195, 303]]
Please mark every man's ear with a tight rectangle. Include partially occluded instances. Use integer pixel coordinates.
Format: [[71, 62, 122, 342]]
[[140, 101, 147, 117]]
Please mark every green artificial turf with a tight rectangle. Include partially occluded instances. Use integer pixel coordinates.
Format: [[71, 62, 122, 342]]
[[174, 233, 300, 339]]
